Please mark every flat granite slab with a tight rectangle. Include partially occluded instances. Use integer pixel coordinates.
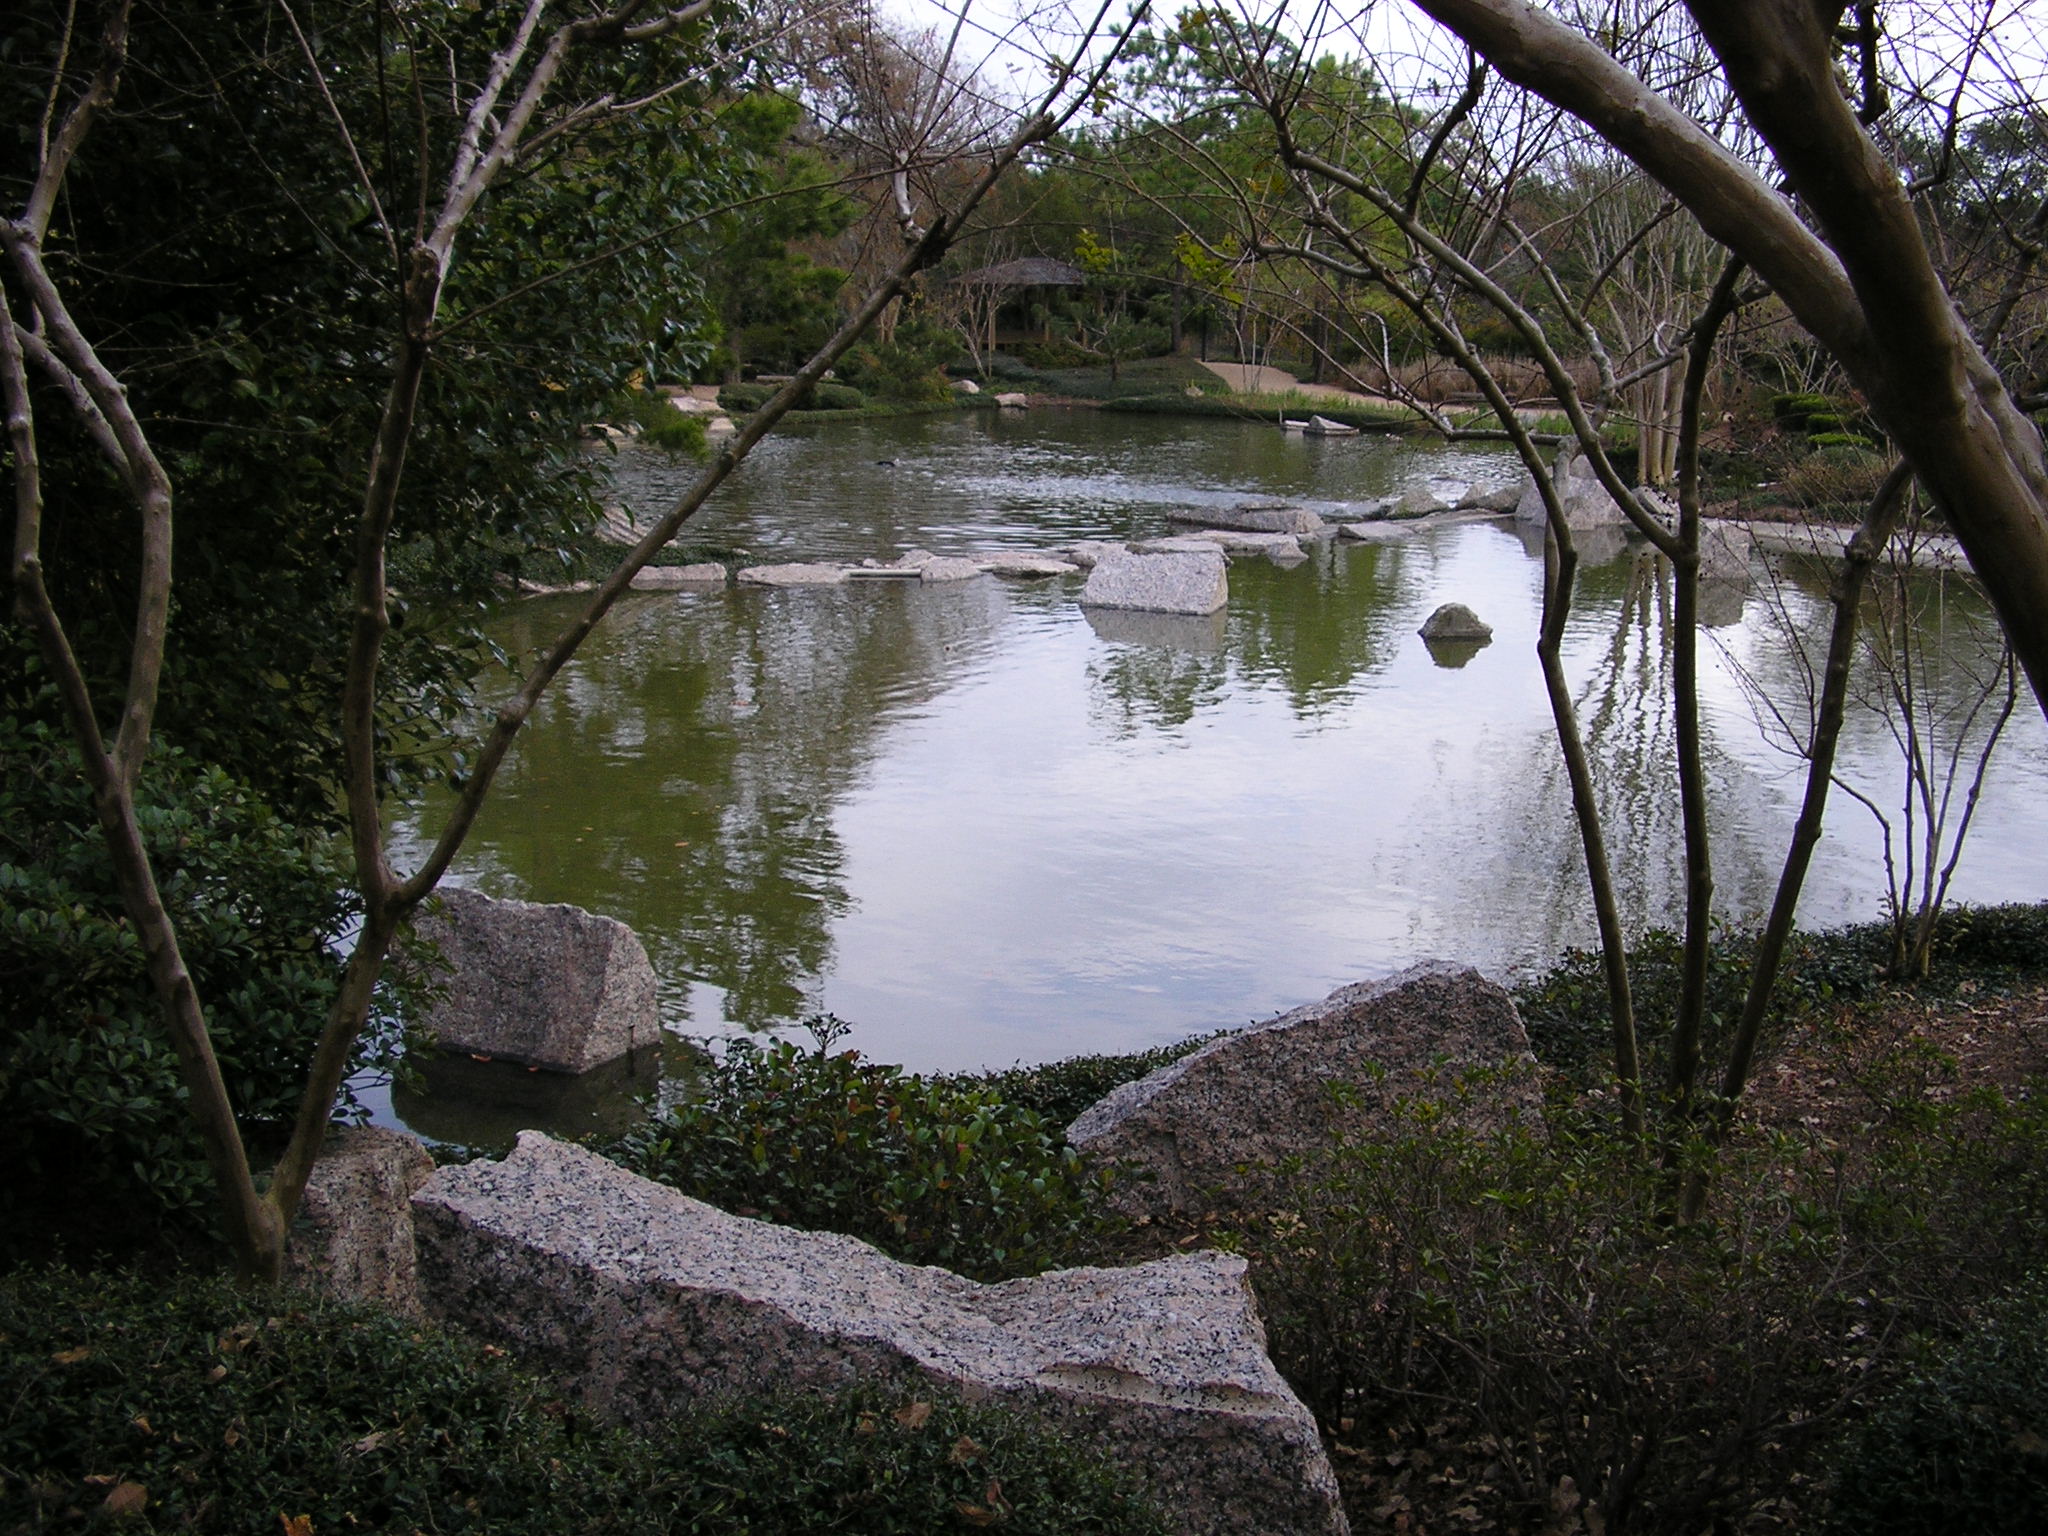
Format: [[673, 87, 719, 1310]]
[[413, 1133, 1347, 1536]]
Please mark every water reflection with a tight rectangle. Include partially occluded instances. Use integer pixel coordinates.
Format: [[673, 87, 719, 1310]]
[[383, 412, 2046, 1141]]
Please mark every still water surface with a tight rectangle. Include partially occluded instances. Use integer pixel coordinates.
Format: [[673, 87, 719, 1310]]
[[383, 409, 2047, 1135]]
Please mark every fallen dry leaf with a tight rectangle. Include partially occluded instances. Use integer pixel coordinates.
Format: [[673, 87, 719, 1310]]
[[954, 1500, 999, 1527], [893, 1400, 933, 1430], [102, 1482, 147, 1520], [50, 1347, 91, 1365], [948, 1434, 983, 1466], [278, 1513, 314, 1536]]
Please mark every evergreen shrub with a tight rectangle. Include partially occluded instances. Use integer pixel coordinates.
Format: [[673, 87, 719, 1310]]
[[606, 1017, 1118, 1280], [0, 1267, 1168, 1535], [0, 719, 408, 1262]]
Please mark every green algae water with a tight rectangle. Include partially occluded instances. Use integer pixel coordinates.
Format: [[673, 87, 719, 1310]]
[[379, 408, 2048, 1139]]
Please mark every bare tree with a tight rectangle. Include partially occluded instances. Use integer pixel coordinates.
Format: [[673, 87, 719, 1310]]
[[1408, 0, 2048, 726], [5, 0, 1127, 1280]]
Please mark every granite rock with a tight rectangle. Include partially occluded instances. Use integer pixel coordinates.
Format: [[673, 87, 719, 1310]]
[[630, 563, 726, 590], [1069, 963, 1540, 1219], [1176, 529, 1306, 557], [981, 553, 1079, 578], [1131, 535, 1232, 555], [918, 557, 987, 583], [1515, 447, 1626, 529], [1418, 602, 1493, 641], [1459, 482, 1524, 513], [418, 887, 657, 1073], [952, 378, 981, 394], [1081, 549, 1228, 616], [1058, 540, 1128, 570], [413, 1134, 1347, 1536], [1167, 502, 1326, 536], [285, 1126, 436, 1316], [995, 391, 1029, 408], [1393, 483, 1458, 519], [736, 562, 850, 587]]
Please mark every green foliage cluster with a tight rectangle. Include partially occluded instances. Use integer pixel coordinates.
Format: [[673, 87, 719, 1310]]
[[0, 719, 406, 1261], [1823, 1276, 2048, 1535], [605, 391, 712, 456], [0, 1, 761, 827], [0, 1267, 1168, 1535], [811, 381, 869, 411], [716, 381, 777, 413], [1237, 1053, 2048, 1533], [606, 1018, 1118, 1280], [836, 319, 966, 404], [1012, 338, 1104, 369], [1770, 391, 1837, 429], [941, 1035, 1218, 1130]]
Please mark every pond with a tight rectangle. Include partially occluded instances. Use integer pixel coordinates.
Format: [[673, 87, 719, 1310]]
[[379, 407, 2048, 1141]]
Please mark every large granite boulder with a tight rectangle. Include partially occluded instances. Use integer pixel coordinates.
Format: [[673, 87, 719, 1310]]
[[1080, 549, 1228, 616], [413, 1134, 1347, 1536], [1069, 963, 1540, 1220], [1167, 502, 1326, 536], [1391, 483, 1458, 520], [1515, 447, 1626, 529], [285, 1126, 436, 1317], [417, 888, 657, 1073]]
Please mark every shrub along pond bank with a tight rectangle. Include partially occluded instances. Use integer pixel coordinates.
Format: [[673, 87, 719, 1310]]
[[7, 906, 2046, 1534]]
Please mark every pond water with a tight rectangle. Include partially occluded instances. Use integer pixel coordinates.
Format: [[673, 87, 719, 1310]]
[[379, 408, 2048, 1140]]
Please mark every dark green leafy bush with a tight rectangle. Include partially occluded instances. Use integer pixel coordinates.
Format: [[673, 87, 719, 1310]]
[[606, 389, 711, 454], [1808, 430, 1878, 450], [1823, 1277, 2048, 1535], [1011, 338, 1100, 368], [607, 1017, 1118, 1279], [0, 1266, 1168, 1535], [0, 719, 406, 1261], [716, 381, 775, 412], [944, 1035, 1217, 1129], [809, 380, 867, 410]]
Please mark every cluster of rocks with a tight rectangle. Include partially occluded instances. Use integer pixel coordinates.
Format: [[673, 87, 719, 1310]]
[[308, 890, 1552, 1536]]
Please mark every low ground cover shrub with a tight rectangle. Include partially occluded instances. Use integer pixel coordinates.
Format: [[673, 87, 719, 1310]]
[[1823, 1275, 2048, 1535], [943, 1034, 1217, 1129], [0, 1266, 1167, 1534], [1233, 1049, 2048, 1533], [715, 381, 774, 413], [606, 1017, 1118, 1279]]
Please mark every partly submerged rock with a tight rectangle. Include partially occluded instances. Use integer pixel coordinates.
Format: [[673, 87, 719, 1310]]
[[413, 1134, 1348, 1536], [918, 557, 986, 583], [1068, 963, 1540, 1220], [1080, 549, 1228, 616], [1057, 539, 1128, 571], [416, 888, 657, 1073], [1167, 502, 1326, 537], [1458, 482, 1523, 513], [1418, 602, 1493, 641], [736, 562, 850, 587], [981, 553, 1080, 578], [630, 562, 726, 590], [1392, 483, 1459, 520], [1175, 529, 1306, 558]]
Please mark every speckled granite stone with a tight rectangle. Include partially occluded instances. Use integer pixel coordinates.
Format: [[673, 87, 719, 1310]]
[[1080, 549, 1228, 616], [1069, 962, 1541, 1220], [413, 1133, 1347, 1536], [285, 1126, 436, 1316], [1167, 502, 1326, 536], [418, 888, 655, 1073]]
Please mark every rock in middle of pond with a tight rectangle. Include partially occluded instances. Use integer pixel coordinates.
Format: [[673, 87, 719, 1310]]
[[1419, 602, 1493, 641], [1068, 962, 1540, 1220], [1080, 547, 1228, 616]]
